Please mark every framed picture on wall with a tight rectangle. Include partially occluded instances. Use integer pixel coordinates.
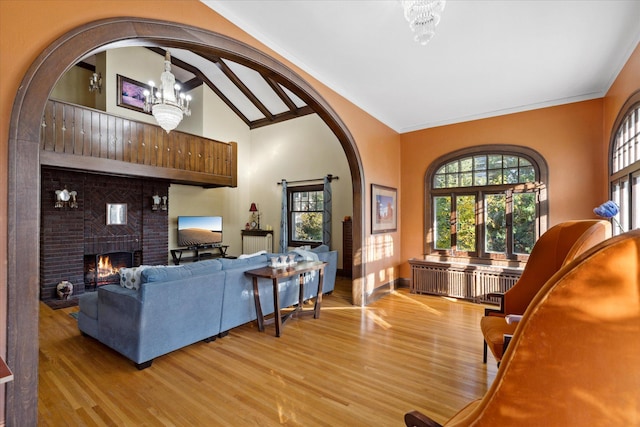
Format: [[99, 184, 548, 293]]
[[106, 203, 127, 225], [371, 184, 397, 234], [116, 74, 150, 114]]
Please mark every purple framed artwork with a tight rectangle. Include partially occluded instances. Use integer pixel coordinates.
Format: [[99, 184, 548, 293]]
[[371, 184, 397, 234], [116, 74, 150, 114]]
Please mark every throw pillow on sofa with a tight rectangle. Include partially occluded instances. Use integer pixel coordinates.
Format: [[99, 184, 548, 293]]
[[119, 266, 150, 290]]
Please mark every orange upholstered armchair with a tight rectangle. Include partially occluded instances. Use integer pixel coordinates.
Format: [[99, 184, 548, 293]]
[[406, 229, 640, 426], [481, 219, 611, 363]]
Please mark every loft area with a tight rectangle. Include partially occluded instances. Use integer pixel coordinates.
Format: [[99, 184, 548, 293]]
[[42, 99, 238, 188]]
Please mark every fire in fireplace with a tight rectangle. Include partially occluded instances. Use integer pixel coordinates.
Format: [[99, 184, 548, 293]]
[[84, 252, 136, 290]]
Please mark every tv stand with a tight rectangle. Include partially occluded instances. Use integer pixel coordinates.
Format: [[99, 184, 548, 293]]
[[170, 244, 229, 265]]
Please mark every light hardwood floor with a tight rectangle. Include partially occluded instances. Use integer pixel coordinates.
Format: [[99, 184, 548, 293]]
[[38, 278, 498, 426]]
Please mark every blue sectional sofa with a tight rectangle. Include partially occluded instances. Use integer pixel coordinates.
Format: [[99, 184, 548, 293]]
[[77, 246, 337, 369]]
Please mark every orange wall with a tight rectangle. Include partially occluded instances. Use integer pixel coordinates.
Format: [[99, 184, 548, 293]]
[[399, 41, 640, 278], [399, 100, 605, 277]]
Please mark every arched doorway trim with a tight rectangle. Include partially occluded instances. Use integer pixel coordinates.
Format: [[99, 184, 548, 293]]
[[7, 17, 365, 424]]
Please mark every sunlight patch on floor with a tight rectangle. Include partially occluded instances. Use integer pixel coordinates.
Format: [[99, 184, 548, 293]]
[[365, 309, 392, 330], [390, 290, 444, 316]]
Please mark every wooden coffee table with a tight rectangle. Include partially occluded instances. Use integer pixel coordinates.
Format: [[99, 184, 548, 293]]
[[244, 261, 327, 337]]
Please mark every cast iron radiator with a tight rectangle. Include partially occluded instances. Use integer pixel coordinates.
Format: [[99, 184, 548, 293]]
[[408, 259, 522, 304], [242, 233, 273, 254]]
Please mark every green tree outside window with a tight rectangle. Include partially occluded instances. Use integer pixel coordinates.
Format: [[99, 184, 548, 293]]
[[429, 150, 544, 259]]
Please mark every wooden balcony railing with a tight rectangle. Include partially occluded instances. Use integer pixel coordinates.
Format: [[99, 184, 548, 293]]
[[41, 99, 237, 187]]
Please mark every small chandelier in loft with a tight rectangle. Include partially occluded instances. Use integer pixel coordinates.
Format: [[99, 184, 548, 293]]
[[402, 0, 446, 45], [143, 51, 192, 134], [88, 72, 102, 93]]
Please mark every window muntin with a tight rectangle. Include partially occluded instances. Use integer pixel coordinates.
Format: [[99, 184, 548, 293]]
[[512, 192, 536, 254], [434, 154, 535, 189], [485, 193, 506, 253], [433, 196, 451, 250], [455, 194, 476, 253], [613, 105, 639, 174], [428, 148, 546, 261], [633, 172, 640, 229], [288, 185, 324, 245], [610, 99, 640, 234]]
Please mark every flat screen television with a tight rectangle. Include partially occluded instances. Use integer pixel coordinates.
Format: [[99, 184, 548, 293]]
[[177, 216, 223, 248]]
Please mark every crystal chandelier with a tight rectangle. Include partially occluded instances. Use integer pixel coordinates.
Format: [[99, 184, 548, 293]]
[[143, 51, 192, 133], [402, 0, 446, 45]]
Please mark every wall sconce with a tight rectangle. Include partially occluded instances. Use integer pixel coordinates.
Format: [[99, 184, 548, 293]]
[[249, 202, 260, 230], [152, 194, 168, 211], [55, 188, 78, 209], [89, 72, 102, 93]]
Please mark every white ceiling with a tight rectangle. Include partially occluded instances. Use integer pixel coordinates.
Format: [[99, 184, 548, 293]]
[[202, 0, 640, 133]]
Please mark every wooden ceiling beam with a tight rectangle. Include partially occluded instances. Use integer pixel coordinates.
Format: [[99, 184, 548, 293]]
[[146, 48, 251, 126], [207, 54, 274, 121], [265, 76, 299, 111], [145, 47, 317, 129], [182, 77, 201, 92], [250, 106, 315, 129]]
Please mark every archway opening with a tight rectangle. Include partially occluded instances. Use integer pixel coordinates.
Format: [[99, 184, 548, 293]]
[[7, 17, 364, 424]]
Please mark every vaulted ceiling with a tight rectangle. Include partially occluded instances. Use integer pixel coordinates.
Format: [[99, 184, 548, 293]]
[[80, 44, 315, 129], [201, 0, 640, 133], [80, 2, 640, 134], [148, 47, 315, 129]]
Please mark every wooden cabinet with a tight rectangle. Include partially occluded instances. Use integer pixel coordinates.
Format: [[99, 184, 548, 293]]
[[342, 218, 352, 278]]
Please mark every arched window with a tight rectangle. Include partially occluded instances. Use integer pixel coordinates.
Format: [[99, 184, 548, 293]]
[[426, 145, 548, 261], [610, 90, 640, 234]]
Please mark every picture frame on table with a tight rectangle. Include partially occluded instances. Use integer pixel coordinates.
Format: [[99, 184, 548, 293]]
[[116, 74, 150, 114], [371, 184, 397, 234]]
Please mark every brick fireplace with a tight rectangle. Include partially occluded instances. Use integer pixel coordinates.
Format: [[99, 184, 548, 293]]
[[41, 168, 169, 307]]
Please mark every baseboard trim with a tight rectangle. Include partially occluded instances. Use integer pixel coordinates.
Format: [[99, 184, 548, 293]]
[[337, 269, 352, 278], [396, 277, 410, 288]]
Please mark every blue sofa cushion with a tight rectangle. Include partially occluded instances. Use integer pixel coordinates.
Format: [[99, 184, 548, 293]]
[[311, 244, 330, 253], [142, 259, 222, 283], [182, 259, 223, 275], [220, 255, 268, 270], [78, 291, 98, 319]]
